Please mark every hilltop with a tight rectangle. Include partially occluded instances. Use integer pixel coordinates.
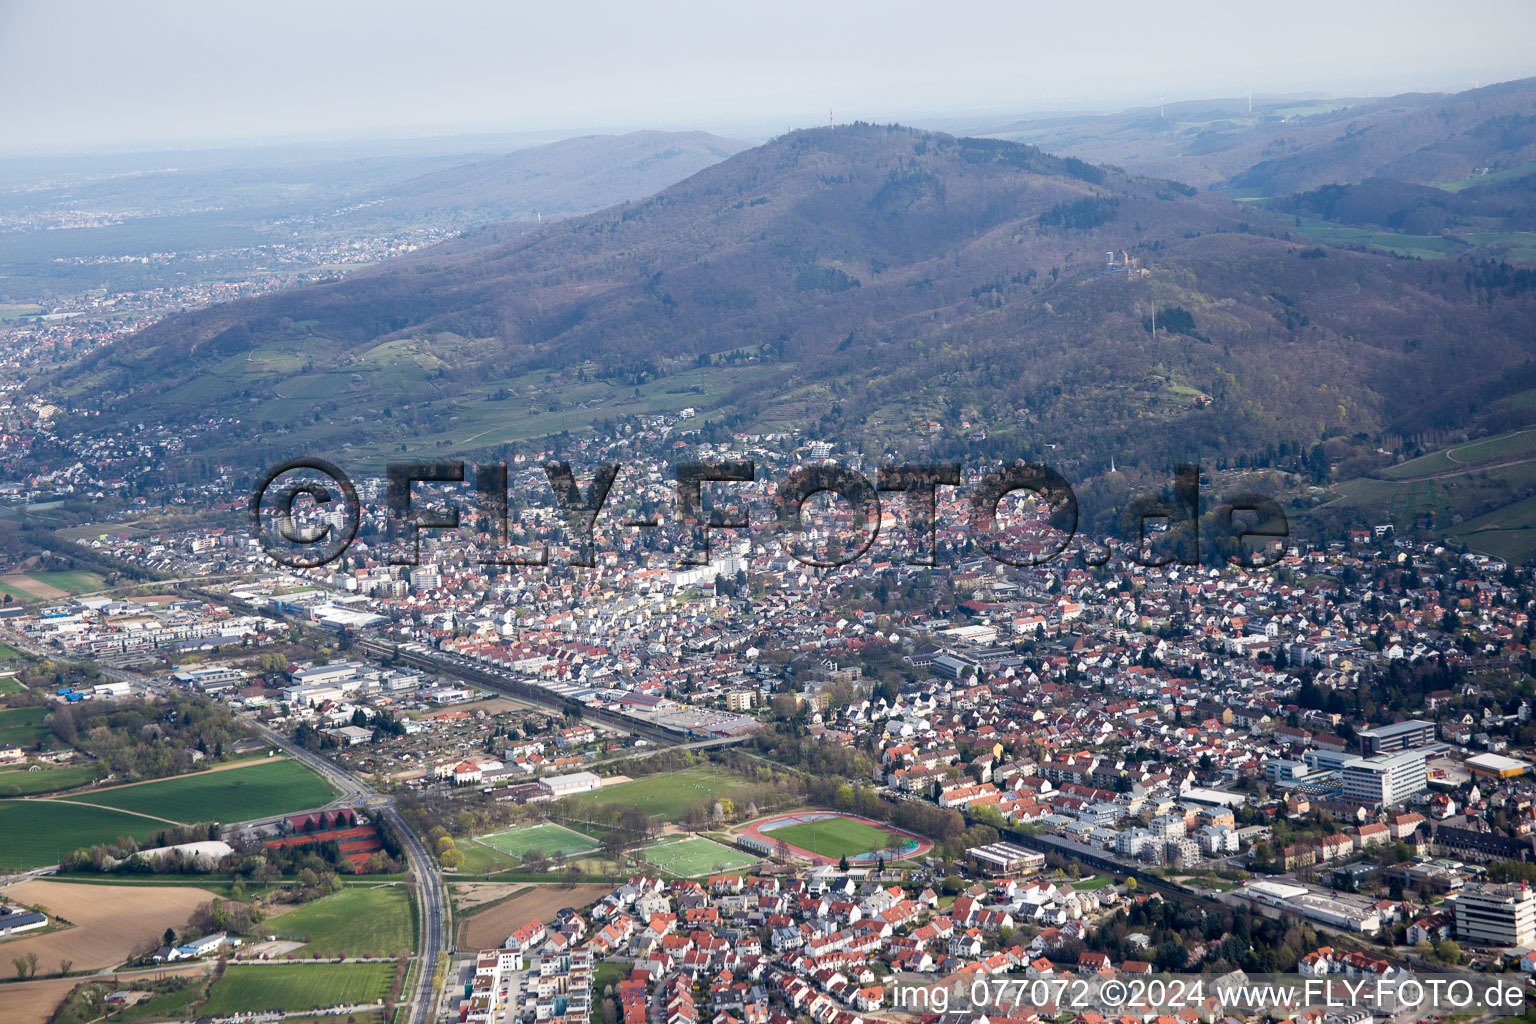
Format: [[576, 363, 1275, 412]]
[[44, 124, 1536, 499]]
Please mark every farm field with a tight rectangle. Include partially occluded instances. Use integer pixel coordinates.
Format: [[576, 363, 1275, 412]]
[[571, 765, 756, 820], [198, 963, 393, 1015], [266, 885, 414, 957], [0, 571, 105, 602], [766, 816, 897, 859], [1382, 428, 1536, 479], [67, 757, 336, 824], [1, 977, 83, 1024], [0, 799, 162, 870], [455, 883, 608, 951], [639, 836, 758, 877], [0, 878, 218, 972], [1446, 493, 1536, 564], [478, 821, 600, 859]]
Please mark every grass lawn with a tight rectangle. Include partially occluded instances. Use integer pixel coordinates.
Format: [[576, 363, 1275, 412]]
[[69, 757, 336, 823], [479, 821, 600, 859], [0, 705, 51, 747], [0, 675, 24, 694], [1069, 875, 1116, 890], [199, 963, 393, 1015], [0, 798, 164, 870], [572, 765, 756, 820], [0, 760, 102, 795], [267, 885, 414, 956], [767, 816, 899, 860], [640, 835, 759, 877]]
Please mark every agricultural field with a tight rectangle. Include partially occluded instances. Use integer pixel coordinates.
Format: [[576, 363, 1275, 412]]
[[0, 800, 164, 870], [1446, 493, 1536, 564], [571, 765, 757, 820], [639, 836, 758, 877], [1383, 428, 1536, 479], [455, 883, 608, 951], [478, 821, 600, 859], [198, 963, 393, 1015], [0, 571, 105, 603], [0, 878, 218, 972], [0, 706, 51, 748], [67, 757, 335, 824], [266, 885, 414, 957]]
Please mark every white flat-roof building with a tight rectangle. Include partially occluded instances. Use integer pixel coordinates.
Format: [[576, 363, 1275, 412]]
[[1339, 750, 1428, 808], [1454, 883, 1536, 948], [538, 772, 602, 799]]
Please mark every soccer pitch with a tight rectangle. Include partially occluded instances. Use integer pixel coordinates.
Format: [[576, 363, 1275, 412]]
[[641, 836, 759, 877], [768, 816, 900, 859], [480, 821, 600, 859]]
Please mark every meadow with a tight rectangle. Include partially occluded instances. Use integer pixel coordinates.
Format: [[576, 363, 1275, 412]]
[[0, 706, 51, 747], [266, 885, 414, 956], [571, 765, 756, 820], [198, 963, 393, 1015]]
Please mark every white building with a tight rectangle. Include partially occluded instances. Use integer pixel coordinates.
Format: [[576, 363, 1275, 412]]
[[539, 772, 602, 799], [1339, 750, 1428, 807], [1453, 883, 1536, 948]]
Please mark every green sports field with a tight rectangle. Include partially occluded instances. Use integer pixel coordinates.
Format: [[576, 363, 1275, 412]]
[[571, 765, 756, 820], [199, 963, 393, 1015], [640, 836, 759, 877], [0, 798, 164, 870], [68, 757, 336, 823], [268, 885, 414, 956], [767, 817, 899, 859], [479, 821, 600, 858]]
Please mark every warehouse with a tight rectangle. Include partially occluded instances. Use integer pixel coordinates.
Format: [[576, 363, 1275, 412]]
[[1466, 752, 1532, 780]]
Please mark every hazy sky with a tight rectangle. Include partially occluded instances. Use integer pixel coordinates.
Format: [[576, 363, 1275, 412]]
[[4, 0, 1535, 153]]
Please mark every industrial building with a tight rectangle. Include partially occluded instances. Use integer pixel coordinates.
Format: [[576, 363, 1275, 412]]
[[1357, 719, 1436, 755]]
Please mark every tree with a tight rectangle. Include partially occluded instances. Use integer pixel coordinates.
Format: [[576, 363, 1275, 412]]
[[163, 927, 177, 948], [1434, 939, 1462, 965], [59, 959, 72, 977], [24, 952, 38, 979], [11, 957, 26, 980]]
